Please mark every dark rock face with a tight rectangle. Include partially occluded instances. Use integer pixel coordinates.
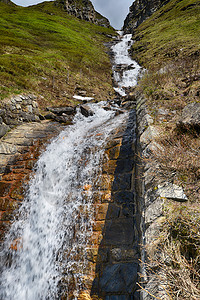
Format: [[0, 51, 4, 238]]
[[123, 0, 170, 33], [47, 106, 76, 116], [80, 104, 94, 117], [0, 0, 12, 4], [91, 110, 140, 299], [55, 0, 110, 27]]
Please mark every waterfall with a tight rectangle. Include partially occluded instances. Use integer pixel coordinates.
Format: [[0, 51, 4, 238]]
[[112, 32, 141, 96], [0, 104, 127, 300], [0, 32, 141, 300]]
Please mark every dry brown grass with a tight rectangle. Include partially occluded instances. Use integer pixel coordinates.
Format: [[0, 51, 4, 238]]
[[137, 56, 200, 123], [151, 131, 200, 202], [143, 203, 200, 299], [137, 53, 200, 299]]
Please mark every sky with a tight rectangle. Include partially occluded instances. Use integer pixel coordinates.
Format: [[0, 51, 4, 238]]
[[12, 0, 134, 29]]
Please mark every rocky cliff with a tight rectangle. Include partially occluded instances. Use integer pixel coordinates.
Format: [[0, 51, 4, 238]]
[[55, 0, 110, 27], [123, 0, 170, 33], [0, 0, 13, 4]]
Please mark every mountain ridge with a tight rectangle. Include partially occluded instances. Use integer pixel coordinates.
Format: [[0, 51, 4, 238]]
[[55, 0, 110, 27], [123, 0, 171, 33]]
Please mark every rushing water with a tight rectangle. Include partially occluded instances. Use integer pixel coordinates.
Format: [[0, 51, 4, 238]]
[[0, 104, 127, 300], [0, 32, 140, 300], [112, 32, 141, 96]]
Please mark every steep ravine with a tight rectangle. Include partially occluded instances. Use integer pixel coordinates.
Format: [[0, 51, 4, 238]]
[[1, 0, 198, 297], [0, 32, 142, 299]]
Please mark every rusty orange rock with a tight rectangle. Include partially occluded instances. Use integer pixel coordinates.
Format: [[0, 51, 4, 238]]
[[83, 184, 92, 191], [78, 290, 92, 300], [10, 238, 22, 251]]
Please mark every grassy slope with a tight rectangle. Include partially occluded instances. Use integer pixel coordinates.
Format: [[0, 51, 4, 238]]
[[132, 0, 200, 67], [132, 1, 200, 297], [0, 1, 116, 108], [132, 0, 200, 198]]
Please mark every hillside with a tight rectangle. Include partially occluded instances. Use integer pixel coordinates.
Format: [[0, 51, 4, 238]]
[[124, 0, 200, 298], [0, 0, 116, 109], [128, 0, 200, 199]]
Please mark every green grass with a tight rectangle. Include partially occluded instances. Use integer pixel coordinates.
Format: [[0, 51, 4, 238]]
[[0, 1, 116, 108], [131, 0, 200, 67]]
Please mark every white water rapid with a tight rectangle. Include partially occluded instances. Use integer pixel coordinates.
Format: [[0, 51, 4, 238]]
[[0, 104, 127, 300], [112, 32, 141, 96]]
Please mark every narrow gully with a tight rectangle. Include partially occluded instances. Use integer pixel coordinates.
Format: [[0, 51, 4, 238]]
[[0, 32, 142, 300]]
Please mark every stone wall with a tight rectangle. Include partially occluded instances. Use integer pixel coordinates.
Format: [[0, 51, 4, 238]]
[[0, 94, 41, 139], [0, 90, 178, 298], [135, 92, 188, 299], [90, 109, 140, 299]]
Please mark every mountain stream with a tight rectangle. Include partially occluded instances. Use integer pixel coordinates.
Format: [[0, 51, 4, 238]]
[[0, 32, 141, 300]]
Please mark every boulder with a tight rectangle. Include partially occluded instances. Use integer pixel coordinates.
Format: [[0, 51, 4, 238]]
[[157, 183, 188, 202], [46, 106, 76, 116], [0, 123, 10, 138], [45, 112, 72, 124], [80, 105, 94, 117], [177, 102, 200, 131]]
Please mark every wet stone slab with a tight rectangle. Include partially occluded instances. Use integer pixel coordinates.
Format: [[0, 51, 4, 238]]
[[0, 121, 63, 242], [91, 109, 140, 299]]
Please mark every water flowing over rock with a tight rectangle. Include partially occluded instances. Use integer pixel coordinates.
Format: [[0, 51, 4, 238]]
[[0, 32, 143, 299], [0, 105, 129, 299], [112, 32, 141, 97]]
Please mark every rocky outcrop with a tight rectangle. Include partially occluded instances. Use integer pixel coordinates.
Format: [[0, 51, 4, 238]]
[[55, 0, 110, 27], [176, 102, 200, 132], [0, 0, 13, 4], [135, 92, 189, 299], [123, 0, 170, 33]]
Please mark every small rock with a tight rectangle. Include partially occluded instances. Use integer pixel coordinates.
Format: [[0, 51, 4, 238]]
[[11, 98, 16, 104], [0, 143, 17, 155], [15, 96, 23, 103], [10, 105, 16, 111], [0, 109, 6, 117], [80, 105, 94, 117], [47, 106, 76, 116], [140, 125, 160, 149], [32, 101, 38, 108], [16, 104, 21, 110], [157, 183, 188, 202], [44, 112, 56, 120], [19, 112, 36, 122], [45, 113, 72, 123], [27, 105, 33, 113], [39, 114, 45, 120]]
